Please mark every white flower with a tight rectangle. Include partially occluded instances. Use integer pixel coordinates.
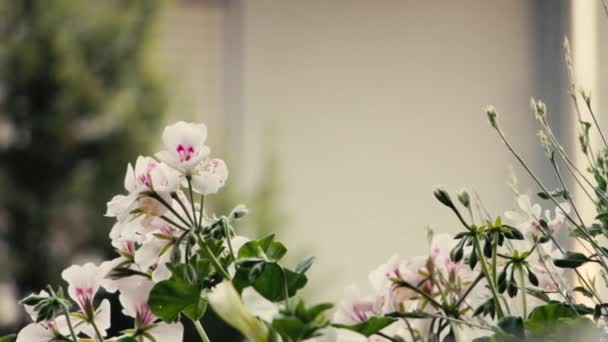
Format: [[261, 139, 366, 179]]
[[505, 194, 570, 236], [133, 225, 181, 282], [75, 299, 112, 339], [115, 276, 184, 341], [16, 318, 73, 342], [208, 281, 268, 342], [106, 156, 181, 222], [61, 263, 106, 313], [333, 285, 380, 325], [156, 122, 210, 175], [16, 322, 55, 342], [191, 158, 228, 195], [368, 254, 430, 314]]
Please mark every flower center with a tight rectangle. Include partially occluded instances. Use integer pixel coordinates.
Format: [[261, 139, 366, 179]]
[[176, 144, 196, 162], [137, 303, 155, 327], [160, 225, 173, 236], [122, 241, 135, 255], [351, 304, 368, 322], [75, 287, 94, 310]]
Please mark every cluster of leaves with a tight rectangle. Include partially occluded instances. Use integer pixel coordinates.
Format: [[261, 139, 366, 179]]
[[474, 303, 603, 342], [271, 300, 333, 341], [145, 221, 331, 341]]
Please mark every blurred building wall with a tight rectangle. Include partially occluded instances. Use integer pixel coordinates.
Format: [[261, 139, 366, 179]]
[[234, 0, 571, 300], [159, 0, 597, 301]]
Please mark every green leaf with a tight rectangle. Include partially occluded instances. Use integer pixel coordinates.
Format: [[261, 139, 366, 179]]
[[272, 317, 308, 341], [252, 263, 308, 302], [572, 286, 593, 298], [303, 302, 333, 322], [0, 334, 16, 342], [295, 256, 315, 274], [497, 316, 524, 339], [238, 234, 287, 261], [537, 190, 569, 201], [148, 265, 207, 322], [116, 337, 138, 342], [332, 316, 397, 337], [525, 303, 579, 337], [596, 212, 608, 222], [553, 251, 590, 269], [527, 303, 577, 321]]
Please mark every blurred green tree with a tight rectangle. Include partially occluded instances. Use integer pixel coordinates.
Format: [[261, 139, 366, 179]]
[[0, 0, 167, 299]]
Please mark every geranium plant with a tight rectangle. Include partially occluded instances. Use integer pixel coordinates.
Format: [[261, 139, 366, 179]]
[[1, 122, 330, 342], [328, 40, 608, 342], [5, 38, 608, 342]]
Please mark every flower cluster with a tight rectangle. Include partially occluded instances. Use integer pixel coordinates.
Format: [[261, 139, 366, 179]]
[[330, 71, 608, 341], [6, 121, 329, 342], [332, 192, 573, 341]]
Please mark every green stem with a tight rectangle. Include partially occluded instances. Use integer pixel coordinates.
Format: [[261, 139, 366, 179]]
[[152, 193, 192, 228], [518, 265, 527, 318], [192, 319, 211, 342], [455, 274, 483, 309], [61, 305, 79, 342], [187, 178, 199, 228], [173, 192, 195, 227], [449, 321, 463, 342], [89, 317, 105, 342], [199, 237, 231, 279], [491, 232, 498, 293], [159, 215, 188, 231], [473, 235, 504, 318], [280, 267, 290, 309], [396, 280, 442, 309], [375, 331, 401, 342], [198, 194, 205, 229]]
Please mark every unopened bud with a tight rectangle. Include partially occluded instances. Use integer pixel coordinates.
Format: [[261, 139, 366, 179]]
[[170, 246, 182, 263], [230, 204, 249, 221], [433, 186, 454, 208], [457, 189, 471, 208], [530, 98, 547, 120], [579, 88, 591, 106], [484, 106, 499, 129]]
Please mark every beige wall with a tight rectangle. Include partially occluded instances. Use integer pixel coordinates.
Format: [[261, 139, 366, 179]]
[[237, 0, 554, 300], [157, 0, 603, 301]]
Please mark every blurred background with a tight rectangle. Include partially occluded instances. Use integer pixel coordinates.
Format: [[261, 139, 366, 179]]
[[1, 0, 607, 340]]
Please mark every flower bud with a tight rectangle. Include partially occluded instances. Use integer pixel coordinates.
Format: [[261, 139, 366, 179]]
[[230, 204, 249, 221], [208, 281, 268, 342], [170, 246, 182, 263], [580, 88, 591, 106], [433, 186, 454, 208], [530, 98, 547, 120], [484, 105, 499, 129], [484, 106, 498, 129], [456, 189, 471, 208]]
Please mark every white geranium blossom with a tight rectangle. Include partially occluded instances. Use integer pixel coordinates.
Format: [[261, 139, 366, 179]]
[[191, 158, 229, 195], [504, 194, 570, 236], [16, 317, 73, 342], [61, 263, 106, 312], [106, 156, 181, 223], [333, 285, 381, 325], [156, 121, 210, 176], [115, 276, 184, 341]]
